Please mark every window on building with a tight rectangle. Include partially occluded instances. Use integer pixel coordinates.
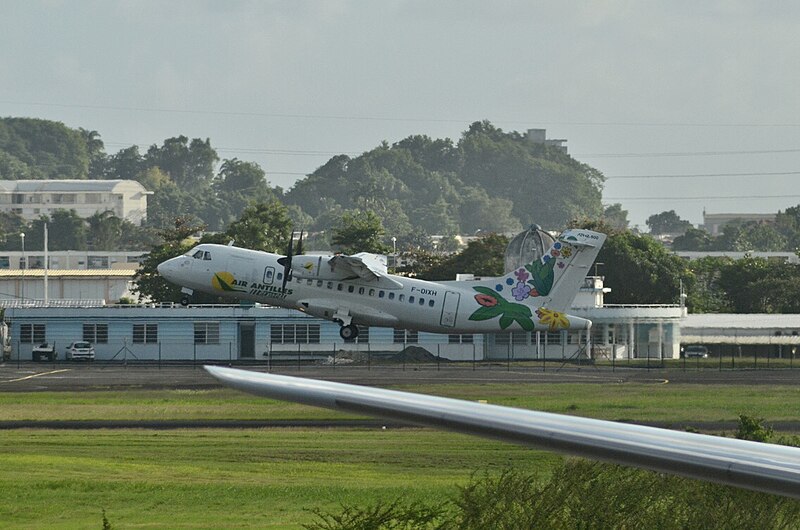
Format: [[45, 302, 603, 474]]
[[28, 256, 44, 269], [545, 331, 562, 345], [494, 332, 528, 345], [85, 193, 100, 203], [449, 334, 474, 344], [193, 322, 220, 344], [133, 323, 158, 344], [88, 256, 109, 269], [344, 325, 370, 344], [20, 324, 46, 343], [393, 329, 418, 343], [83, 323, 109, 344], [0, 257, 8, 269], [270, 324, 321, 344]]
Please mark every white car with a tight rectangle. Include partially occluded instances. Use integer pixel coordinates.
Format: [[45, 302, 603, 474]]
[[65, 341, 95, 361]]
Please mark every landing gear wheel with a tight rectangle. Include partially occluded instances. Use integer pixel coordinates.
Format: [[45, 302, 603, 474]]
[[339, 324, 359, 340], [180, 296, 191, 306]]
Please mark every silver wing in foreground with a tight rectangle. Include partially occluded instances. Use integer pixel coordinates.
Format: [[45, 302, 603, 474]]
[[205, 366, 800, 499]]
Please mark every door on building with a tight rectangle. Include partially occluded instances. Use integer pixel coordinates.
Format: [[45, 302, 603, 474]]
[[440, 291, 460, 327], [239, 322, 255, 359]]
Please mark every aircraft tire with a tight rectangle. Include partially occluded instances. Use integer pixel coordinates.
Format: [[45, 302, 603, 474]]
[[180, 296, 190, 307], [339, 324, 359, 340]]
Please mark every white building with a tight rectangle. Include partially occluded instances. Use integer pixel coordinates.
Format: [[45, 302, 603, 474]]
[[0, 180, 152, 224]]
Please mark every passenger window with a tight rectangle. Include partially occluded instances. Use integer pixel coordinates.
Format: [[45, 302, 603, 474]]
[[348, 285, 355, 293], [317, 280, 323, 287], [369, 289, 375, 296], [428, 299, 434, 307], [399, 294, 405, 302], [277, 272, 283, 280], [388, 292, 395, 300], [419, 298, 425, 305], [327, 282, 333, 289], [337, 283, 343, 291], [379, 291, 385, 298], [307, 279, 313, 285], [409, 296, 415, 304]]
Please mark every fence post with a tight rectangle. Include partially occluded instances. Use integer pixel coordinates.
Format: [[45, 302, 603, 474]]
[[297, 342, 301, 371], [158, 341, 161, 369], [437, 344, 440, 371], [472, 342, 476, 371], [229, 342, 232, 366], [193, 341, 196, 369]]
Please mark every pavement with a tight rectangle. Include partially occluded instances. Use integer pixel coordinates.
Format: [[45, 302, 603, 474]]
[[2, 361, 800, 392]]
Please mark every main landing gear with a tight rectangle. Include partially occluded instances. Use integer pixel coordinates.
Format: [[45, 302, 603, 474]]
[[339, 324, 359, 340]]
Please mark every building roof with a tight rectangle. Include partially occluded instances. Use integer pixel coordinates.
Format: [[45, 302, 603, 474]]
[[0, 269, 135, 277], [0, 179, 150, 193], [684, 313, 800, 329]]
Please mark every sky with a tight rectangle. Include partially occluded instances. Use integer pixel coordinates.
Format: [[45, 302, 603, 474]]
[[2, 1, 799, 230]]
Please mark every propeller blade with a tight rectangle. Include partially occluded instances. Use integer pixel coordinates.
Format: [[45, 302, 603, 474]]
[[281, 231, 294, 291]]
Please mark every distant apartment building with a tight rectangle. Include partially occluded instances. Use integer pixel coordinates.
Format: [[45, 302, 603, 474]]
[[0, 180, 152, 224], [701, 211, 776, 236], [526, 129, 568, 153]]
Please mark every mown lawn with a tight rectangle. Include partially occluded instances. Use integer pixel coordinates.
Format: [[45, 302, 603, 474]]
[[0, 428, 559, 529], [0, 381, 798, 528], [1, 383, 798, 424]]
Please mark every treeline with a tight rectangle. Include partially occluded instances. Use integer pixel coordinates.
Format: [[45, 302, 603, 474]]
[[646, 209, 800, 252], [0, 117, 604, 246]]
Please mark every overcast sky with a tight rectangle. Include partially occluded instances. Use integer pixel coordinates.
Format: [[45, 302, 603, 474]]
[[2, 1, 799, 229]]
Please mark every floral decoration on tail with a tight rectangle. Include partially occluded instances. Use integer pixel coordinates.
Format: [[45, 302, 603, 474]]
[[469, 287, 535, 331]]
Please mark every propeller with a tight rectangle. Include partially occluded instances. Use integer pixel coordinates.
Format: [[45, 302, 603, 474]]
[[279, 233, 294, 291], [278, 229, 304, 291]]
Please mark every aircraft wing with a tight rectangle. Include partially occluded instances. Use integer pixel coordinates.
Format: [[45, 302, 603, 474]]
[[328, 253, 403, 289], [205, 366, 800, 499]]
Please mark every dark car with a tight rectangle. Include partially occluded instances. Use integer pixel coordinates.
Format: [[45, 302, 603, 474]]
[[683, 345, 709, 358], [32, 342, 56, 362]]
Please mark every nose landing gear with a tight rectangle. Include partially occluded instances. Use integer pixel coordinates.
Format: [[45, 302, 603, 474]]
[[180, 288, 194, 307]]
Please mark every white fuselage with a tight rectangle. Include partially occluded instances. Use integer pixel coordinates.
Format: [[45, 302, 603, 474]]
[[158, 244, 591, 334]]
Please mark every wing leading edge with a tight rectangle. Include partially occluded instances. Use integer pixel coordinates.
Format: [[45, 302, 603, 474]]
[[205, 366, 800, 499]]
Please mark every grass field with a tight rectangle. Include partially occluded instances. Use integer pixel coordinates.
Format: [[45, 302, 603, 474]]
[[0, 382, 798, 528]]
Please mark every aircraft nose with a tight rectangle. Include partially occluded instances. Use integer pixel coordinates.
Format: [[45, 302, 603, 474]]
[[157, 258, 175, 279]]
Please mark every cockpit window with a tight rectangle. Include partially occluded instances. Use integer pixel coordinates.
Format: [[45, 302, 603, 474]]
[[192, 250, 204, 259], [203, 251, 212, 260]]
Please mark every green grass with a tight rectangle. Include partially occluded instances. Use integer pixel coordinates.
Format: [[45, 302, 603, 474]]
[[0, 428, 558, 529], [1, 383, 799, 423], [0, 382, 798, 528]]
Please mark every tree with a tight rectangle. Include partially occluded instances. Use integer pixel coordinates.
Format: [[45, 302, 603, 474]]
[[646, 210, 692, 235], [598, 231, 693, 304], [602, 203, 629, 231], [713, 221, 788, 251], [79, 128, 106, 179], [0, 117, 90, 179], [25, 210, 87, 251], [331, 210, 391, 254], [144, 136, 218, 188], [224, 200, 293, 253], [671, 227, 714, 251], [418, 234, 509, 280]]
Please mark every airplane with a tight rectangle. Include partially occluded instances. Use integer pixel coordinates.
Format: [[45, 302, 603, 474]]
[[205, 365, 800, 499], [157, 229, 606, 340]]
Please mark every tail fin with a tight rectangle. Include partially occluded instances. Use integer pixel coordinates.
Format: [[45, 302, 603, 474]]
[[471, 229, 606, 312]]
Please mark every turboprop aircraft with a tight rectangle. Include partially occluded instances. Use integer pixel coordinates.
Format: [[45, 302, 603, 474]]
[[157, 229, 606, 340]]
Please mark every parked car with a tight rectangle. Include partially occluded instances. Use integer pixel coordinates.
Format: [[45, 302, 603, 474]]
[[65, 341, 95, 361], [683, 345, 709, 358], [32, 342, 56, 362]]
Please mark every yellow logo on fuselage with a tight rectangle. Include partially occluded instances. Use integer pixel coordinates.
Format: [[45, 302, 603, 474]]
[[211, 271, 246, 292]]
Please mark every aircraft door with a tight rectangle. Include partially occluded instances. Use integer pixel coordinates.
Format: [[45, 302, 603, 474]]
[[440, 291, 460, 327], [264, 266, 276, 285]]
